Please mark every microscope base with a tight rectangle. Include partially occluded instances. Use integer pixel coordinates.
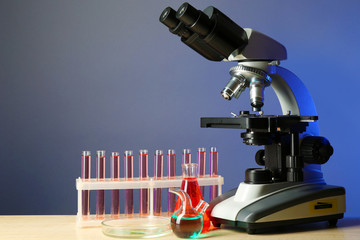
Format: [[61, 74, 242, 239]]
[[212, 213, 344, 234], [209, 182, 346, 234]]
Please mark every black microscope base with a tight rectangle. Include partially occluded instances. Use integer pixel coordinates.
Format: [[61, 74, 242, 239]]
[[212, 213, 344, 234]]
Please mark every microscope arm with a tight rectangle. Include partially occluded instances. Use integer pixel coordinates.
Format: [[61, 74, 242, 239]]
[[269, 65, 319, 136], [270, 65, 324, 182]]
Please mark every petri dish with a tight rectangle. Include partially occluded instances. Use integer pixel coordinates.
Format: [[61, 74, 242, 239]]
[[101, 216, 171, 239]]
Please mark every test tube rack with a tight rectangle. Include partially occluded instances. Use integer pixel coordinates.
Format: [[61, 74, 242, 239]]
[[75, 175, 224, 227]]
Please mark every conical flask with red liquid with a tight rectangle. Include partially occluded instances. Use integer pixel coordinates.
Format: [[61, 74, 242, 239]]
[[174, 163, 211, 233]]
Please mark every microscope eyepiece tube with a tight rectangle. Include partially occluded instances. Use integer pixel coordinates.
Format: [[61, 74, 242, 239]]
[[176, 3, 199, 25], [160, 7, 191, 38], [160, 7, 178, 29], [176, 2, 212, 37], [160, 6, 224, 61]]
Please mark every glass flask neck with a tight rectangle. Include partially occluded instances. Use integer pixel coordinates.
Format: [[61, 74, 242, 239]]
[[182, 163, 199, 178]]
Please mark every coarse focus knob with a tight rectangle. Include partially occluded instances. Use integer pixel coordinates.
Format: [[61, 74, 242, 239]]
[[300, 136, 334, 164], [255, 149, 265, 166]]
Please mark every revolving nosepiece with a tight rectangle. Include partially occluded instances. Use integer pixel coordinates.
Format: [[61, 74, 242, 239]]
[[222, 64, 271, 112]]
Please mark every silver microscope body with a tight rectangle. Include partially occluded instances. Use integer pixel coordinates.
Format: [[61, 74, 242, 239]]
[[160, 2, 345, 233]]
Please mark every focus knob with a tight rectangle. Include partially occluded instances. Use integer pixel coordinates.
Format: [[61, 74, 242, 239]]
[[300, 136, 334, 164], [255, 149, 265, 166]]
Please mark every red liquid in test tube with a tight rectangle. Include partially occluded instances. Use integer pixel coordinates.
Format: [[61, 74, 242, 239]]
[[96, 150, 105, 219], [182, 149, 191, 164], [139, 149, 149, 215], [124, 150, 134, 216], [209, 147, 219, 201], [111, 152, 120, 218], [167, 149, 176, 215], [81, 151, 91, 219], [154, 150, 163, 216], [197, 148, 206, 196]]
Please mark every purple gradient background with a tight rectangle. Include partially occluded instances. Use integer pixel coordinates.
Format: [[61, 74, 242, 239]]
[[0, 0, 359, 217]]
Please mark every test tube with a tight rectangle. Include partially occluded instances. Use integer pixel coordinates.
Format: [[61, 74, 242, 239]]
[[124, 150, 134, 216], [197, 147, 206, 196], [209, 147, 219, 201], [110, 152, 120, 218], [81, 151, 91, 219], [154, 150, 163, 216], [167, 149, 176, 215], [139, 149, 149, 215], [96, 150, 106, 219], [182, 149, 191, 164]]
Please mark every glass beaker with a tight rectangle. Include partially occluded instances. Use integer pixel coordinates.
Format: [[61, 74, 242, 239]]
[[174, 163, 211, 233], [169, 188, 209, 239]]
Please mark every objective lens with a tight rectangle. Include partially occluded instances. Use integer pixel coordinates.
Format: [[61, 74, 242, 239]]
[[249, 79, 266, 111], [221, 75, 246, 100], [221, 90, 231, 100]]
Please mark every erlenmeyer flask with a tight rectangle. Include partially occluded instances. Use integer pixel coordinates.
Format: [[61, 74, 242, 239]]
[[169, 188, 208, 238], [174, 163, 211, 233]]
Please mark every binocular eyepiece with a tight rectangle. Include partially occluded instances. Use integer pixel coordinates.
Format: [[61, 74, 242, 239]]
[[160, 2, 248, 61]]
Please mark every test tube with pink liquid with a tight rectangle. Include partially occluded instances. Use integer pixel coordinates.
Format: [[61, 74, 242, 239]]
[[167, 149, 176, 215], [197, 147, 206, 196], [110, 152, 120, 218], [182, 149, 191, 164], [81, 151, 91, 219], [124, 150, 134, 216], [96, 150, 105, 219], [139, 149, 149, 215], [209, 147, 219, 201], [154, 150, 163, 216]]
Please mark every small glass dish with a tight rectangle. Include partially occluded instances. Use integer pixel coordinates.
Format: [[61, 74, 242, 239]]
[[101, 216, 171, 239]]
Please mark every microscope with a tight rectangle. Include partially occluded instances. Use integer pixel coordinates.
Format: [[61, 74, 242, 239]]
[[160, 2, 345, 234]]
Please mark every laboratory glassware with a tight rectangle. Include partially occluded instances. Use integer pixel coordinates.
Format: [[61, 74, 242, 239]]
[[139, 149, 149, 215], [96, 150, 106, 219], [124, 150, 134, 216], [111, 152, 120, 218], [196, 148, 206, 196], [81, 151, 91, 219], [182, 149, 191, 164], [209, 147, 218, 201], [154, 150, 163, 216], [174, 163, 211, 233], [169, 188, 209, 238], [167, 149, 176, 215], [102, 216, 171, 238]]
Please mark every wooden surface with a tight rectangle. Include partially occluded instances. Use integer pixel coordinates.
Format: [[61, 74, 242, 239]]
[[1, 215, 359, 240]]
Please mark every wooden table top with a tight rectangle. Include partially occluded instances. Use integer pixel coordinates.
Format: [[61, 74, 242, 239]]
[[1, 215, 359, 240]]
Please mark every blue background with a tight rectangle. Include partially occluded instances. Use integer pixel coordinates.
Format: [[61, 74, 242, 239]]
[[1, 0, 359, 217]]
